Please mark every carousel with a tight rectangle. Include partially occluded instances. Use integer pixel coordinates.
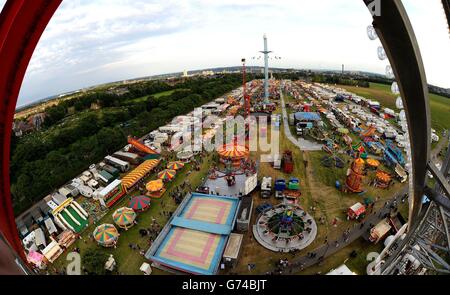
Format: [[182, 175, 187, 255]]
[[374, 170, 392, 189], [145, 179, 166, 199], [176, 150, 194, 162], [112, 207, 137, 230], [93, 224, 120, 247], [253, 203, 317, 252], [129, 195, 151, 212], [366, 158, 380, 170], [217, 143, 249, 167]]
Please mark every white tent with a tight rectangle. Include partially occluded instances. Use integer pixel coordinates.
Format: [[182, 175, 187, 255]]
[[327, 264, 357, 275], [140, 262, 152, 275]]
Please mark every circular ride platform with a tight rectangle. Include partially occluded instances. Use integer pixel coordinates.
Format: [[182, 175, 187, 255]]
[[252, 203, 317, 252]]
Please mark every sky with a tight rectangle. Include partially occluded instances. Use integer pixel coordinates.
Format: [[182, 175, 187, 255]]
[[1, 0, 448, 107]]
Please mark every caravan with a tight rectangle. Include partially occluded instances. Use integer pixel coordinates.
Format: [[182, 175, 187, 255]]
[[104, 155, 130, 172]]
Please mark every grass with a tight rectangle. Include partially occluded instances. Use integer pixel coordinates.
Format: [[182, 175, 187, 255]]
[[224, 91, 408, 275], [51, 154, 212, 275], [47, 83, 426, 275], [122, 89, 182, 105], [338, 82, 450, 136]]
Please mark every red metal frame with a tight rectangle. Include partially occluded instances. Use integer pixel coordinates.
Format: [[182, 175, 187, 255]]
[[242, 58, 250, 118], [0, 0, 62, 265]]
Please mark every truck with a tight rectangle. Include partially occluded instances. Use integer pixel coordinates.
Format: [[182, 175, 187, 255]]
[[273, 154, 281, 169], [369, 219, 392, 243], [394, 163, 408, 183], [287, 177, 300, 190], [102, 164, 120, 178], [98, 170, 115, 185], [104, 155, 130, 172], [260, 177, 272, 198], [77, 184, 94, 198], [282, 150, 294, 174], [113, 151, 141, 165], [244, 174, 258, 195], [274, 178, 286, 199]]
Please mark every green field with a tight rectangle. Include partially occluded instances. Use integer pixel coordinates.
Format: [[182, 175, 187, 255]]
[[339, 83, 450, 135], [124, 89, 183, 104], [51, 154, 212, 275]]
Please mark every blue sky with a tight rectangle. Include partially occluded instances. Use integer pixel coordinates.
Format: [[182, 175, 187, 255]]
[[1, 0, 448, 107]]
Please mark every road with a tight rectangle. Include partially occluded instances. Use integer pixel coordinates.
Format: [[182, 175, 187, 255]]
[[263, 132, 447, 275], [279, 89, 323, 151], [261, 186, 408, 275], [431, 129, 449, 163]]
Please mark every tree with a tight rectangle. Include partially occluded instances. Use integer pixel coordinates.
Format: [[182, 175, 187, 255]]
[[82, 249, 108, 275]]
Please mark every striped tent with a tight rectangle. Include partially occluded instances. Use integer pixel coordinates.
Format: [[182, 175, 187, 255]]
[[128, 195, 151, 212], [121, 159, 160, 190], [157, 169, 176, 181], [112, 207, 136, 230], [366, 158, 380, 168], [167, 161, 185, 170], [93, 224, 119, 247]]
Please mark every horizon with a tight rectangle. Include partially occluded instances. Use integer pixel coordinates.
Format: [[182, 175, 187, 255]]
[[14, 66, 391, 110], [1, 0, 448, 106]]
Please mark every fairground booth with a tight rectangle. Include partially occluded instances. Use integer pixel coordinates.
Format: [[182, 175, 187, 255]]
[[121, 159, 160, 192]]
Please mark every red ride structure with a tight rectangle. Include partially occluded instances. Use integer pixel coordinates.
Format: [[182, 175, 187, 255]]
[[241, 58, 250, 118], [0, 0, 62, 270]]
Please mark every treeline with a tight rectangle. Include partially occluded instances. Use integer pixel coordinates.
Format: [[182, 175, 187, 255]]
[[11, 74, 243, 214], [311, 75, 370, 87], [273, 71, 369, 87]]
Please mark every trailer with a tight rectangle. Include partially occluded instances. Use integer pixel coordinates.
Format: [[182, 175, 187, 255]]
[[98, 170, 115, 185], [102, 164, 120, 178], [113, 151, 141, 165], [282, 150, 294, 174], [275, 178, 286, 199], [260, 177, 272, 198], [87, 179, 99, 189], [96, 179, 126, 208], [58, 185, 78, 199], [347, 202, 366, 220], [77, 184, 94, 198], [395, 163, 408, 183], [369, 219, 392, 243], [273, 154, 281, 169], [287, 177, 300, 190], [104, 155, 130, 172]]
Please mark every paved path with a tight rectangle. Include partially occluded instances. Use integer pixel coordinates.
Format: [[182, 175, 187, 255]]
[[431, 129, 449, 163], [280, 89, 322, 151], [261, 186, 408, 275]]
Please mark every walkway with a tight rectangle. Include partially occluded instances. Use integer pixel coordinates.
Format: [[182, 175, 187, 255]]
[[261, 186, 408, 275], [280, 89, 322, 151], [431, 129, 449, 163]]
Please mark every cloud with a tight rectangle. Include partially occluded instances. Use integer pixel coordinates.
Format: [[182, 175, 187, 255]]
[[12, 0, 450, 106]]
